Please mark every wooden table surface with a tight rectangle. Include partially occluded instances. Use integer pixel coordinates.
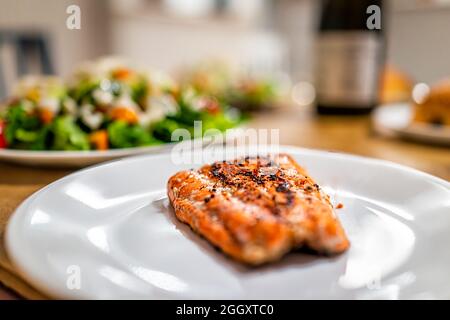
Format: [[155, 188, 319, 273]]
[[0, 106, 448, 299]]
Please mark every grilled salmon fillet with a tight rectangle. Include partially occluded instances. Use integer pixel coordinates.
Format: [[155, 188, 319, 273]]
[[167, 154, 349, 265]]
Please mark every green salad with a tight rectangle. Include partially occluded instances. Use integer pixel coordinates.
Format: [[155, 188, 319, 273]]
[[0, 58, 243, 151], [178, 61, 282, 111]]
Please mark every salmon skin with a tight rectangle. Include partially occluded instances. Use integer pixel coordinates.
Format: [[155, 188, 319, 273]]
[[167, 154, 350, 265]]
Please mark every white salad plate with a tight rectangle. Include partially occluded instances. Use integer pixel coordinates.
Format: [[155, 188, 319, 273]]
[[5, 145, 450, 299], [372, 103, 450, 146], [0, 129, 241, 168], [0, 144, 173, 168]]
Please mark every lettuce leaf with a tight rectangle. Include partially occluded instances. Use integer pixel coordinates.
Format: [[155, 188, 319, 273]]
[[108, 120, 160, 148], [52, 116, 89, 150]]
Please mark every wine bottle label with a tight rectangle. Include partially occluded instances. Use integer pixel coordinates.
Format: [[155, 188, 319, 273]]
[[315, 31, 381, 107]]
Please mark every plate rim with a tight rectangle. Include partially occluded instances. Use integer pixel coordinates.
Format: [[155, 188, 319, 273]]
[[0, 143, 172, 158], [5, 145, 450, 299], [0, 125, 246, 167]]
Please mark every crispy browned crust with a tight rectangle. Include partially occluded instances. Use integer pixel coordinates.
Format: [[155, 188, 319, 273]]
[[167, 154, 350, 265]]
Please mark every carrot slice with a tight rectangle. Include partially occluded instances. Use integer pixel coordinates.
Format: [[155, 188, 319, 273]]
[[40, 108, 54, 124], [109, 107, 138, 124], [89, 130, 109, 150], [112, 68, 132, 80]]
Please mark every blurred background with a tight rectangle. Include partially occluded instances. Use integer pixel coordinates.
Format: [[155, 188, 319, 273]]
[[1, 0, 450, 104], [2, 0, 450, 302]]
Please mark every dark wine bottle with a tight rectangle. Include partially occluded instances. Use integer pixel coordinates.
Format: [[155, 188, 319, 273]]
[[315, 0, 385, 115]]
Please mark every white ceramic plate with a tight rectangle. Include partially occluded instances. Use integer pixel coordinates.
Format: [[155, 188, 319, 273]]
[[0, 144, 173, 168], [372, 103, 450, 146], [0, 128, 242, 168], [6, 145, 450, 299]]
